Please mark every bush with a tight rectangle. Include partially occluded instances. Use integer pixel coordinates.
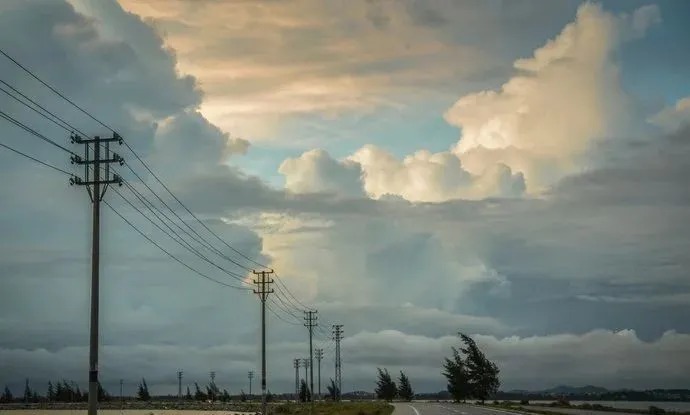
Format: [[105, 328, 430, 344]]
[[493, 401, 500, 405], [275, 404, 291, 414], [649, 406, 666, 415], [520, 400, 530, 405]]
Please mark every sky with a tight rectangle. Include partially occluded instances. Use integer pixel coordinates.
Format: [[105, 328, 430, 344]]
[[1, 0, 690, 396]]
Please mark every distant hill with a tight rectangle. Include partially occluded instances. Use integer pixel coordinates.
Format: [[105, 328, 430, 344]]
[[542, 385, 609, 395]]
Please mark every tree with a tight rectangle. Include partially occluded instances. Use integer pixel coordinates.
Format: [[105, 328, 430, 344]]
[[398, 371, 414, 401], [23, 379, 31, 403], [375, 368, 397, 401], [299, 379, 311, 402], [185, 386, 192, 401], [266, 390, 273, 403], [47, 382, 55, 402], [240, 389, 247, 402], [98, 382, 110, 402], [459, 333, 500, 403], [206, 381, 220, 402], [222, 389, 231, 402], [137, 378, 151, 401], [442, 332, 500, 404], [326, 378, 340, 401], [194, 383, 206, 401], [1, 386, 13, 403], [443, 346, 471, 402]]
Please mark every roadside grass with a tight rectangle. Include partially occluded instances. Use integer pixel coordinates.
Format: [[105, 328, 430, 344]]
[[273, 401, 394, 415], [484, 401, 690, 415]]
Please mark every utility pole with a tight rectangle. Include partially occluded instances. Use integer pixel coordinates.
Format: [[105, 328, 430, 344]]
[[119, 379, 123, 409], [315, 348, 323, 400], [293, 358, 300, 402], [253, 269, 274, 415], [177, 371, 183, 401], [209, 371, 216, 402], [70, 132, 123, 415], [301, 358, 309, 386], [332, 324, 344, 402], [304, 310, 317, 404], [248, 371, 254, 397]]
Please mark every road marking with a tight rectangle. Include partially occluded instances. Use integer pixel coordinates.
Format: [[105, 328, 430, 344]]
[[468, 405, 524, 415], [408, 404, 421, 415]]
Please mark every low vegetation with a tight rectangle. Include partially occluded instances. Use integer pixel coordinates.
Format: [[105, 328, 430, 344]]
[[274, 402, 394, 415]]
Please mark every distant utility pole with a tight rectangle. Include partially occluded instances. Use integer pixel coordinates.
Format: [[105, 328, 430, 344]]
[[253, 269, 274, 415], [293, 358, 300, 402], [315, 348, 323, 400], [248, 371, 254, 397], [119, 379, 123, 408], [209, 371, 216, 402], [304, 310, 317, 404], [70, 132, 123, 415], [332, 324, 344, 401], [177, 371, 183, 400], [301, 358, 310, 387]]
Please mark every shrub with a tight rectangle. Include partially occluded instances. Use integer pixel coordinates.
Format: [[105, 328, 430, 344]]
[[649, 406, 666, 415], [520, 400, 530, 405]]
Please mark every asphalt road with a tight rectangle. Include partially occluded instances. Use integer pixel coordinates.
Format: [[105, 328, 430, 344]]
[[520, 406, 641, 415], [393, 402, 524, 415]]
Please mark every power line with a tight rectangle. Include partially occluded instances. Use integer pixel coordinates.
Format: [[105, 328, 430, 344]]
[[111, 184, 250, 285], [102, 199, 250, 290], [0, 81, 73, 133], [0, 47, 114, 133], [0, 110, 77, 155], [0, 140, 74, 176], [1, 49, 323, 313]]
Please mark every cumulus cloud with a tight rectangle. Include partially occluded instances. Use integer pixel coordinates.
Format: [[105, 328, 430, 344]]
[[279, 3, 659, 202], [279, 149, 364, 197], [649, 97, 690, 133], [446, 3, 660, 192]]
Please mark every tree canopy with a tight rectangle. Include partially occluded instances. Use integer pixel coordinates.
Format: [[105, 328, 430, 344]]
[[442, 332, 500, 403]]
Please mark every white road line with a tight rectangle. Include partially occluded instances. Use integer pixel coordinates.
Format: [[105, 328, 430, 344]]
[[408, 404, 421, 415], [468, 405, 525, 415]]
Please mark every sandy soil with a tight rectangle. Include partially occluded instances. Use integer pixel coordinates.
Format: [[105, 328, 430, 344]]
[[0, 411, 256, 415]]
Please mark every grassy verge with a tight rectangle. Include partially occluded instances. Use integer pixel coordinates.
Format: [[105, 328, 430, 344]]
[[272, 402, 394, 415], [485, 402, 690, 415]]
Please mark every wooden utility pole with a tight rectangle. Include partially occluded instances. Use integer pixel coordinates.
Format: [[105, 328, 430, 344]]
[[304, 310, 317, 413], [253, 269, 274, 415], [332, 325, 344, 401], [70, 133, 123, 415], [293, 358, 300, 402], [315, 348, 323, 400], [177, 371, 183, 401], [248, 371, 254, 397]]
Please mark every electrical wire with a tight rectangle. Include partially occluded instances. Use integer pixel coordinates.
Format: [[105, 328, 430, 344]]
[[0, 110, 77, 156], [0, 140, 74, 176], [103, 198, 251, 291]]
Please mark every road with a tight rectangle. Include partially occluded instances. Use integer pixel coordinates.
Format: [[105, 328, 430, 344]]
[[393, 403, 646, 415], [393, 402, 523, 415], [520, 406, 642, 415]]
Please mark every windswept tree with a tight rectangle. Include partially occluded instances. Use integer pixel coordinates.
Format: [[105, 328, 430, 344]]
[[137, 378, 150, 401], [299, 379, 311, 403], [98, 382, 110, 402], [222, 389, 231, 402], [443, 347, 470, 402], [442, 332, 500, 403], [47, 382, 55, 402], [375, 368, 397, 402], [398, 371, 414, 401], [23, 379, 31, 403], [1, 386, 13, 403], [326, 378, 340, 401], [185, 386, 192, 401], [194, 383, 206, 401]]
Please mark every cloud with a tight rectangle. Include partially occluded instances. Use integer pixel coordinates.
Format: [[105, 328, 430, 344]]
[[278, 3, 659, 202], [279, 149, 364, 197], [112, 0, 517, 141], [446, 3, 660, 192], [649, 97, 690, 133]]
